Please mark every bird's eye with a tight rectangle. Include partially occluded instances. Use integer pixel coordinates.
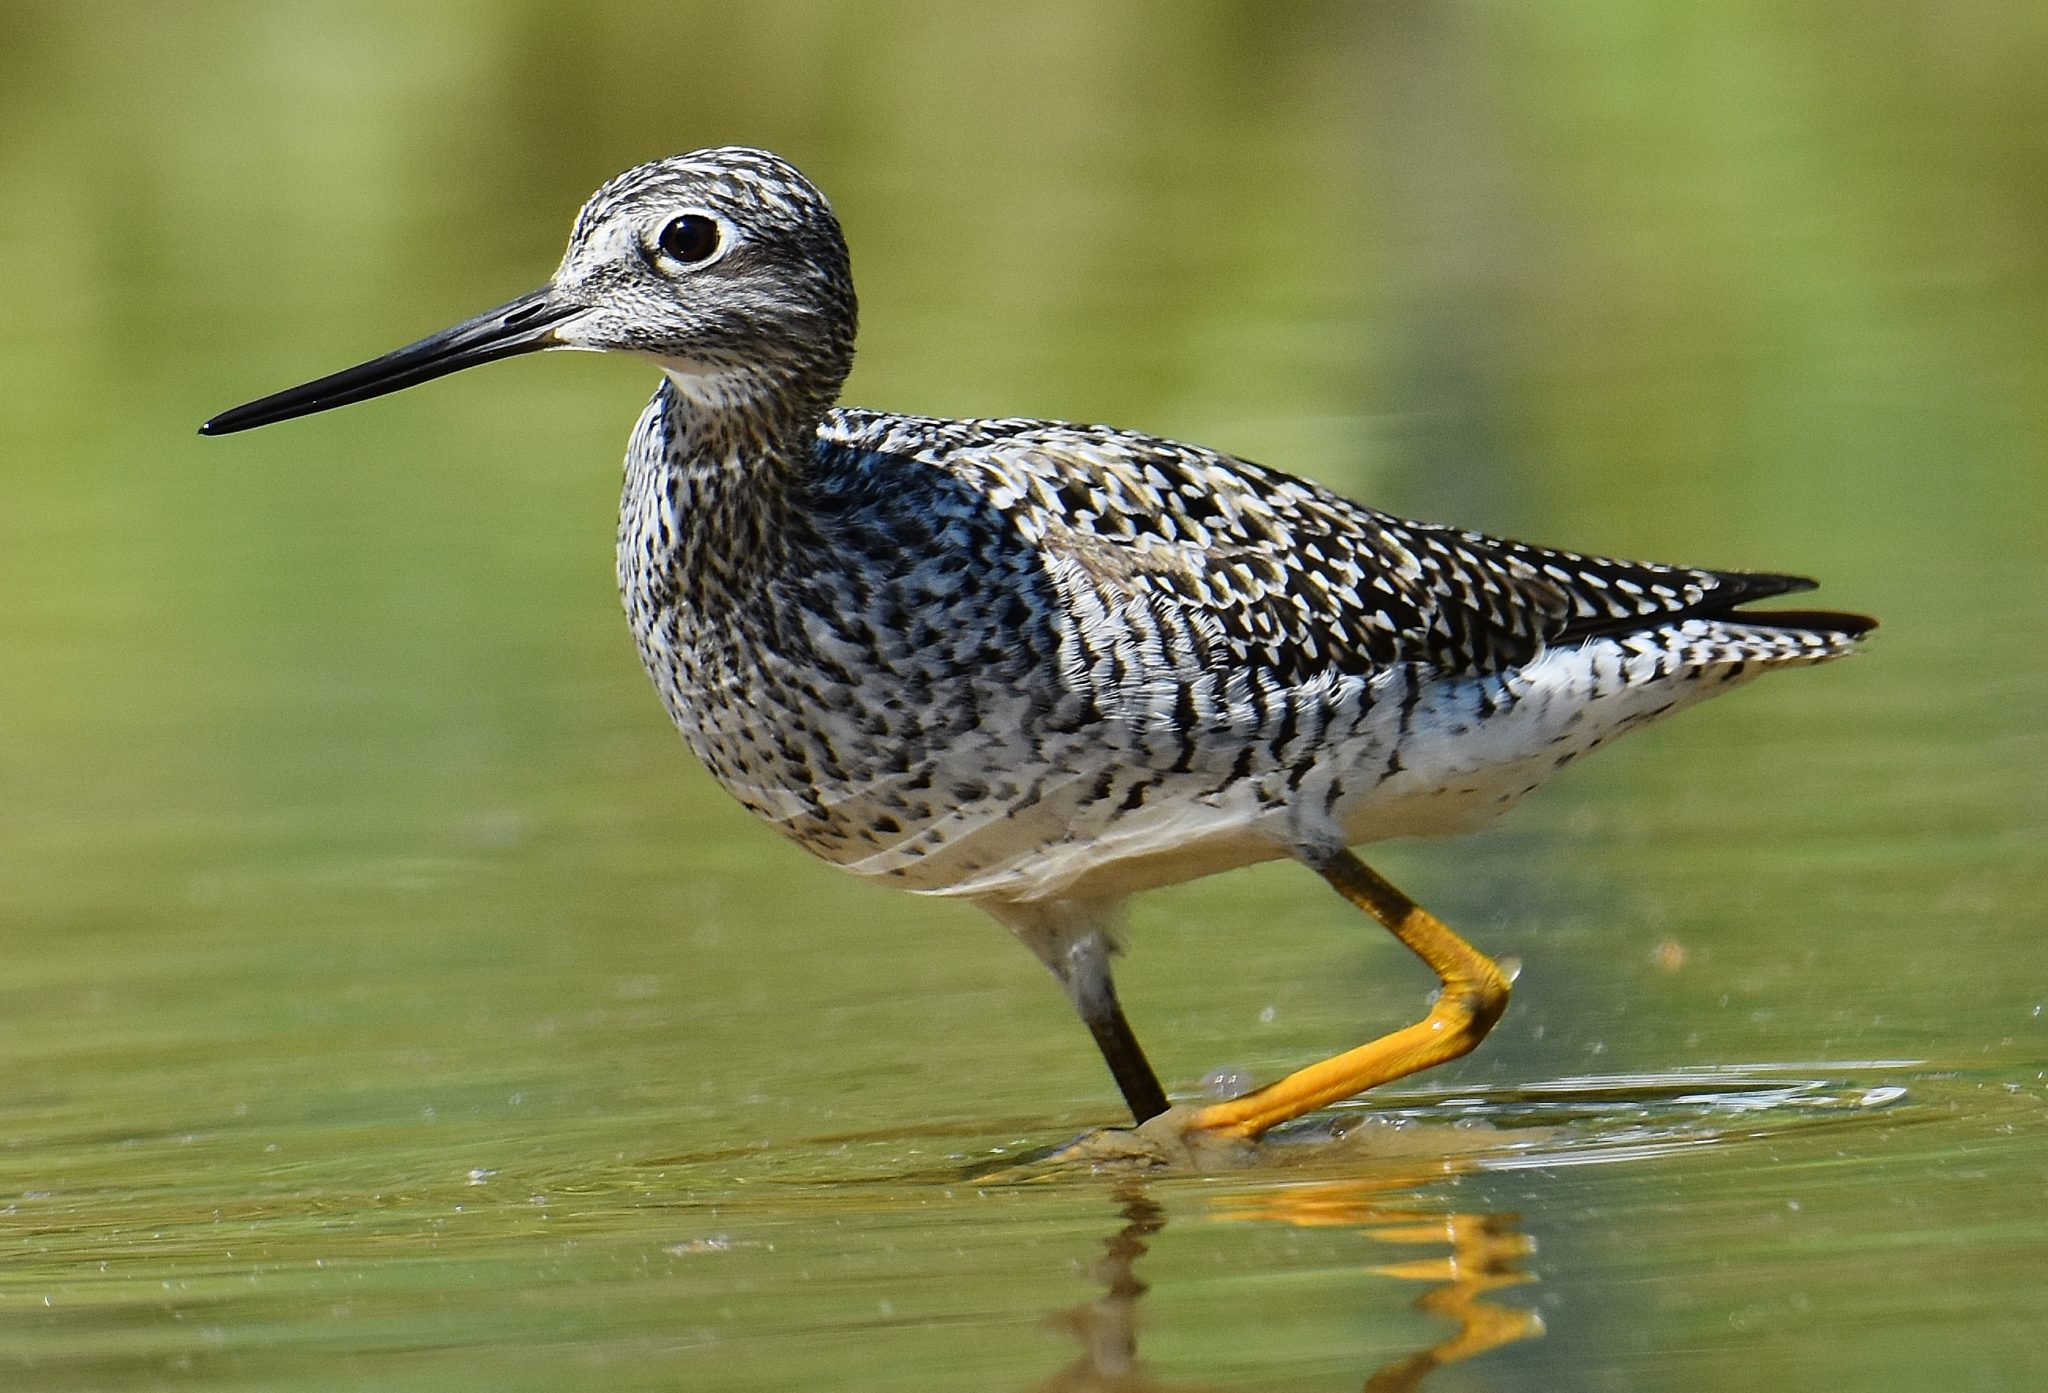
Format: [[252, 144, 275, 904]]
[[657, 214, 722, 264]]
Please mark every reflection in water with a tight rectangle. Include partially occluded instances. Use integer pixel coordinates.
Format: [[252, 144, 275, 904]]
[[1025, 1191, 1182, 1393], [1030, 1175, 1541, 1393], [1219, 1176, 1542, 1393]]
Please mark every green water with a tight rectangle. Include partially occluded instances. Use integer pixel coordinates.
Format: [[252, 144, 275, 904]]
[[4, 4, 2045, 1389]]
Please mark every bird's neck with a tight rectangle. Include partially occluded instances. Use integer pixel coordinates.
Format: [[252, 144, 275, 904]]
[[618, 373, 824, 613]]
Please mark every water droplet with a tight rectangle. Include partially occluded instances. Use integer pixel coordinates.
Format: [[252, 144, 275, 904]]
[[1202, 1067, 1254, 1099]]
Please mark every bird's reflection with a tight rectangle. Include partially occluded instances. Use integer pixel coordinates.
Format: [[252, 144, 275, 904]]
[[1026, 1170, 1541, 1393]]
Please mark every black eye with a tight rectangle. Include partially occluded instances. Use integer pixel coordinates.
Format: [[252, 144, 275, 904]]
[[657, 214, 721, 264]]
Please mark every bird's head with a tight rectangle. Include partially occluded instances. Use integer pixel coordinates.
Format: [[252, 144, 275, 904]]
[[202, 146, 857, 437]]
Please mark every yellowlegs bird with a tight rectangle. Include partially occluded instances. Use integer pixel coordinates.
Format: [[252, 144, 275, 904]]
[[202, 147, 1874, 1150]]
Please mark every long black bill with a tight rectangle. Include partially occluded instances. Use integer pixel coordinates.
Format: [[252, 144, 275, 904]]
[[199, 286, 578, 436]]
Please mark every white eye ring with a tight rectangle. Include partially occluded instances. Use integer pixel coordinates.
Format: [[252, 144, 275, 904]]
[[653, 211, 729, 268]]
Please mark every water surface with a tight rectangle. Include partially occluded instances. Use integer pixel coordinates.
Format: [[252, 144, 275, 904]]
[[3, 4, 2044, 1389]]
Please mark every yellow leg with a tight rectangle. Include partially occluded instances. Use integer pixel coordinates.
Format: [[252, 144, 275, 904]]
[[1188, 849, 1512, 1140]]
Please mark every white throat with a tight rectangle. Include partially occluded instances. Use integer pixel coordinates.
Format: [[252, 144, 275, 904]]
[[659, 362, 767, 412]]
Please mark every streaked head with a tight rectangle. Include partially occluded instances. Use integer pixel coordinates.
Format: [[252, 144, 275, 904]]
[[201, 147, 856, 436]]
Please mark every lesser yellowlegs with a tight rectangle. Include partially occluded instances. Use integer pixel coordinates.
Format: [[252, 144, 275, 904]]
[[202, 147, 1874, 1148]]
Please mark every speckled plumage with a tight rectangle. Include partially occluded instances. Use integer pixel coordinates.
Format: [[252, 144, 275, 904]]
[[204, 147, 1874, 1133], [619, 383, 1861, 910]]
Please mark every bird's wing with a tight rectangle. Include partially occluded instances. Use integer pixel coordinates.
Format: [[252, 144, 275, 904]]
[[820, 410, 1818, 684]]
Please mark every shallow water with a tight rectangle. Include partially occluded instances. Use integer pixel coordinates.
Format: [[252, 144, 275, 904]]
[[4, 4, 2046, 1390]]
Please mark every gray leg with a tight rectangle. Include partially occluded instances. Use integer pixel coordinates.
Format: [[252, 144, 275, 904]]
[[985, 900, 1171, 1124], [1062, 933, 1171, 1122]]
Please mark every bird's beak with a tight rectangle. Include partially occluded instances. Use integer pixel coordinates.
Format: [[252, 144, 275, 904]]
[[199, 285, 580, 436]]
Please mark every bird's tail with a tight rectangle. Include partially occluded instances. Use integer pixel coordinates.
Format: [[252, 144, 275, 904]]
[[1721, 608, 1878, 640]]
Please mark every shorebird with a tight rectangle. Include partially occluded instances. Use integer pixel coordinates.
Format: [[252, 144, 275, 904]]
[[202, 147, 1873, 1154]]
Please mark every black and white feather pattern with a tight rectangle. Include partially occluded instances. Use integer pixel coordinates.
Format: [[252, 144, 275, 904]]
[[617, 393, 1869, 905]]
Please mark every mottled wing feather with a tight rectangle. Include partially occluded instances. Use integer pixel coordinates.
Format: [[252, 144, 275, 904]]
[[820, 410, 1797, 681]]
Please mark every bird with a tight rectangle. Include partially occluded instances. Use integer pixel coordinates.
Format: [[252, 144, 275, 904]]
[[201, 146, 1874, 1156]]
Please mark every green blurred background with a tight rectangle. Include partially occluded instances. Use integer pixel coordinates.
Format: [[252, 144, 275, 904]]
[[2, 3, 2044, 1390]]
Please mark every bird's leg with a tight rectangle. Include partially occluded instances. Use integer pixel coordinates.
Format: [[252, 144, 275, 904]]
[[1186, 848, 1511, 1140], [989, 901, 1172, 1124], [1060, 932, 1172, 1124]]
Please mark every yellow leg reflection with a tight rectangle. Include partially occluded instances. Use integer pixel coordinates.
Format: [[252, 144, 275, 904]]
[[1220, 1176, 1542, 1393], [1028, 1172, 1541, 1393], [1363, 1211, 1543, 1393]]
